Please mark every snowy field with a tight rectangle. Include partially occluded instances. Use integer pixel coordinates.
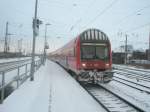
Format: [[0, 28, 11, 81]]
[[0, 60, 106, 112]]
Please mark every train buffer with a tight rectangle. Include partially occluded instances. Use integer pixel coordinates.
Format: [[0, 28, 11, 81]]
[[0, 60, 106, 112]]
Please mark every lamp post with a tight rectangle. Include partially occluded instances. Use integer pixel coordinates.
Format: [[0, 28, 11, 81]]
[[43, 23, 51, 65], [148, 28, 150, 61], [30, 0, 38, 81], [124, 34, 128, 64]]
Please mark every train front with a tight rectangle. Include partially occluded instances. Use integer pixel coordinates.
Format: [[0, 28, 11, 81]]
[[77, 29, 113, 83]]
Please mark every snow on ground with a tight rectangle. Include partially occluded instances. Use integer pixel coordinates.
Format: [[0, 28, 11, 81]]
[[0, 64, 30, 86], [103, 80, 150, 111], [0, 57, 40, 86], [0, 57, 31, 63], [0, 56, 40, 64], [113, 64, 150, 72], [114, 73, 150, 88], [0, 60, 106, 112]]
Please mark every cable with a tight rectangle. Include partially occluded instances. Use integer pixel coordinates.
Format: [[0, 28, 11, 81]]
[[117, 4, 150, 26], [125, 22, 150, 33], [69, 0, 97, 31], [82, 0, 118, 28]]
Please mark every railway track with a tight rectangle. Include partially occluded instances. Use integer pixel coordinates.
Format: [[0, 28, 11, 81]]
[[113, 65, 150, 93], [113, 76, 150, 94], [0, 59, 31, 67], [114, 70, 150, 82], [83, 84, 144, 112], [113, 65, 150, 74], [0, 59, 31, 72], [115, 68, 150, 78], [62, 63, 150, 112], [113, 66, 150, 79]]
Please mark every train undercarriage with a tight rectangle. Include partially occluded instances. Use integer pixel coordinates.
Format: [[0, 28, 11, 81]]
[[74, 70, 114, 84]]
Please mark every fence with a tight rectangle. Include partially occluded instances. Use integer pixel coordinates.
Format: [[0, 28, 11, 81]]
[[0, 58, 42, 104]]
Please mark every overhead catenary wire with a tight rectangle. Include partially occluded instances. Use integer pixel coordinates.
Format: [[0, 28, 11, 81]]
[[82, 0, 118, 29], [117, 4, 150, 27], [125, 22, 150, 33], [69, 0, 97, 32], [110, 3, 150, 38]]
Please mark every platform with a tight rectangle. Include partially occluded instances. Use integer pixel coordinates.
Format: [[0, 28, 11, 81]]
[[0, 60, 106, 112]]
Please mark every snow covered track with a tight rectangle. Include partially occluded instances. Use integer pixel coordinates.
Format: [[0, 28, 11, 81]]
[[113, 65, 150, 74], [99, 83, 150, 112], [0, 59, 31, 72], [114, 70, 150, 82], [112, 64, 150, 93], [113, 76, 150, 94], [83, 84, 144, 112], [113, 65, 150, 81]]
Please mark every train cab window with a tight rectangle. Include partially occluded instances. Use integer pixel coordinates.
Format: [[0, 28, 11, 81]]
[[81, 44, 109, 60], [81, 46, 95, 59], [96, 46, 109, 60]]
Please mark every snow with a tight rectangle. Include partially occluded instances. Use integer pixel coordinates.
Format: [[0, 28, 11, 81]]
[[0, 56, 40, 64], [0, 60, 106, 112], [0, 57, 40, 86], [101, 81, 150, 112], [0, 57, 31, 63], [114, 73, 150, 88], [111, 65, 150, 111], [113, 64, 150, 72]]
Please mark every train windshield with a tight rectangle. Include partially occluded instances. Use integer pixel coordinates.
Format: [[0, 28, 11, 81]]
[[81, 44, 109, 60]]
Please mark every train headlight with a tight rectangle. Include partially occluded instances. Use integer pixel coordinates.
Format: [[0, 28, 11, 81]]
[[82, 63, 86, 67], [105, 63, 109, 67]]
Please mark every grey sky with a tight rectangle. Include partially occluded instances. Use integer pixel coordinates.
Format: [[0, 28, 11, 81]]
[[0, 0, 150, 53]]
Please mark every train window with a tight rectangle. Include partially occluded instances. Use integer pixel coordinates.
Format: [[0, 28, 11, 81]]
[[95, 46, 109, 60], [81, 46, 95, 59], [81, 45, 109, 60], [73, 47, 75, 56], [68, 47, 74, 56]]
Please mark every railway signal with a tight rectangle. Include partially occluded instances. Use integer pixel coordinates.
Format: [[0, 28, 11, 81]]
[[32, 18, 42, 36]]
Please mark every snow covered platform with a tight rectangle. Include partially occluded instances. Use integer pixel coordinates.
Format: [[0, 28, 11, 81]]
[[0, 60, 105, 112]]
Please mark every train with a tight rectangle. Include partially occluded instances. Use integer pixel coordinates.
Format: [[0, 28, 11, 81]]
[[49, 28, 113, 83]]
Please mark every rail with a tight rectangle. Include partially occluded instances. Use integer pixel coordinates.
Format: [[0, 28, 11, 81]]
[[0, 58, 42, 104], [83, 84, 144, 112]]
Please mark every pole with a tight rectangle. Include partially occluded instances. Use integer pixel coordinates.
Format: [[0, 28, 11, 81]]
[[125, 34, 128, 64], [148, 30, 150, 61], [43, 25, 47, 65], [30, 0, 38, 81], [17, 39, 22, 57], [43, 24, 47, 65], [4, 22, 9, 53], [43, 23, 50, 65], [19, 39, 22, 54]]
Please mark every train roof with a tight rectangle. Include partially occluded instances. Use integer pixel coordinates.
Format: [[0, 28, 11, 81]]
[[79, 28, 109, 42]]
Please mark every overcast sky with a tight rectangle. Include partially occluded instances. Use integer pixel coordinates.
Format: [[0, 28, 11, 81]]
[[0, 0, 150, 53]]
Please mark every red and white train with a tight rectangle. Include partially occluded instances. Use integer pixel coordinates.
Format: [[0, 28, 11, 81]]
[[49, 28, 113, 83]]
